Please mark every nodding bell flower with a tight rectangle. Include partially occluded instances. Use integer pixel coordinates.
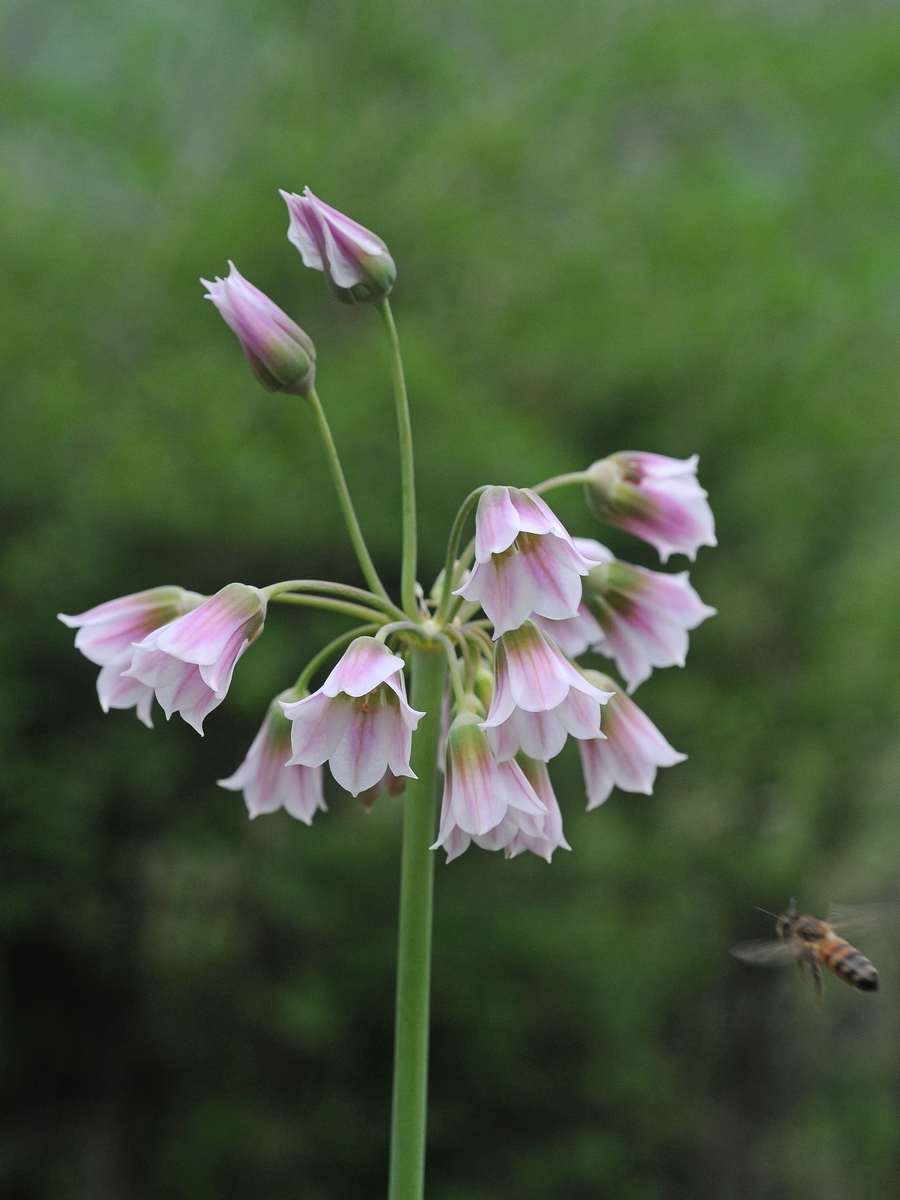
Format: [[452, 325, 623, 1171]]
[[202, 262, 316, 395], [576, 672, 686, 808], [125, 583, 267, 734], [585, 452, 716, 563], [431, 713, 548, 863], [536, 538, 716, 692], [281, 187, 396, 304], [218, 697, 326, 824], [480, 620, 613, 762], [455, 486, 600, 638], [280, 637, 424, 796], [58, 586, 205, 727], [505, 755, 571, 862]]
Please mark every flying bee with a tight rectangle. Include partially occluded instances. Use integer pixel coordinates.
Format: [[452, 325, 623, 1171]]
[[731, 900, 880, 1007]]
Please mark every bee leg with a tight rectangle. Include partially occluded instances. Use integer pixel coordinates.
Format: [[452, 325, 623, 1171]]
[[811, 959, 824, 1009]]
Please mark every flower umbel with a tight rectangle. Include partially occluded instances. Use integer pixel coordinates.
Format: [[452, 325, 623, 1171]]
[[585, 452, 716, 562], [125, 583, 266, 734], [576, 671, 687, 808], [58, 586, 205, 727], [455, 486, 600, 637], [219, 696, 326, 823], [281, 187, 396, 304], [202, 262, 316, 395], [281, 637, 424, 796]]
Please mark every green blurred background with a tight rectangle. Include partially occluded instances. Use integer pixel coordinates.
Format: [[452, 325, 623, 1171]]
[[3, 0, 900, 1195]]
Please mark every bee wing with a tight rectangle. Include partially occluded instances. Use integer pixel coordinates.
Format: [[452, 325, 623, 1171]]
[[825, 903, 895, 935], [731, 939, 799, 967]]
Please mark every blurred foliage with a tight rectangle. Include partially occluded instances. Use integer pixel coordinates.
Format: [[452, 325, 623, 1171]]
[[2, 0, 900, 1196]]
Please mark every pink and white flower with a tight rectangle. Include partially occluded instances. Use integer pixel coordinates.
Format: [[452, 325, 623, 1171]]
[[218, 697, 326, 823], [585, 452, 716, 562], [58, 586, 205, 727], [431, 713, 548, 863], [536, 537, 716, 692], [454, 486, 600, 638], [202, 262, 316, 395], [505, 755, 571, 862], [281, 187, 396, 304], [480, 621, 613, 762], [281, 637, 424, 796], [576, 672, 686, 808], [125, 583, 266, 734]]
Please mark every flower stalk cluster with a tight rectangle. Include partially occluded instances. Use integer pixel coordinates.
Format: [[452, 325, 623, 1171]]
[[59, 188, 717, 1200]]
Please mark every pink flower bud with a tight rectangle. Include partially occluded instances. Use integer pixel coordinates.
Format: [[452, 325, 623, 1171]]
[[585, 452, 716, 563], [480, 621, 612, 762], [280, 188, 396, 304], [431, 714, 548, 863], [535, 537, 716, 692], [576, 672, 686, 807], [455, 486, 600, 637], [125, 583, 267, 734], [281, 637, 424, 796], [58, 586, 205, 727], [218, 698, 326, 823], [202, 263, 316, 395]]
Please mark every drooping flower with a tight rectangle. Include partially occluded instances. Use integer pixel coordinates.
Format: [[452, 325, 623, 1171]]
[[576, 671, 686, 808], [202, 262, 316, 395], [281, 187, 396, 304], [454, 486, 600, 638], [218, 697, 326, 823], [431, 713, 548, 862], [585, 452, 716, 563], [535, 538, 716, 692], [281, 637, 424, 796], [480, 620, 613, 762], [505, 755, 571, 862], [58, 586, 205, 727], [125, 583, 267, 734]]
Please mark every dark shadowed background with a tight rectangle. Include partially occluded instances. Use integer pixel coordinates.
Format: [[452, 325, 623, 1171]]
[[3, 0, 900, 1196]]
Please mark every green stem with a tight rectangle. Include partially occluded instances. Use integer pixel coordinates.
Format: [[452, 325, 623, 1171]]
[[436, 486, 488, 626], [269, 593, 388, 624], [294, 623, 380, 694], [265, 579, 405, 621], [305, 386, 391, 604], [377, 299, 418, 619], [531, 470, 589, 495], [388, 642, 447, 1200]]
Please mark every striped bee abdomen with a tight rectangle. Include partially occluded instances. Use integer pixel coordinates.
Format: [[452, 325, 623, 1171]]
[[820, 936, 879, 991]]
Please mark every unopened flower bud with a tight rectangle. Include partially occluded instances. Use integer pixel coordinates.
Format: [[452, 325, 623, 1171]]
[[202, 262, 316, 396], [281, 187, 396, 304]]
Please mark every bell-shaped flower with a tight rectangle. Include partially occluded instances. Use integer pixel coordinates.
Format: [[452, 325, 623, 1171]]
[[585, 452, 716, 563], [431, 713, 548, 863], [504, 755, 571, 862], [576, 672, 686, 808], [536, 538, 716, 692], [59, 586, 205, 727], [480, 621, 612, 762], [281, 187, 396, 304], [125, 583, 266, 734], [202, 262, 316, 395], [281, 637, 423, 796], [218, 697, 326, 824], [455, 486, 600, 638]]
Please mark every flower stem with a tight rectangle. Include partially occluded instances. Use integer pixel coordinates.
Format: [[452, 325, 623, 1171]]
[[305, 386, 391, 604], [531, 470, 589, 495], [377, 299, 418, 619], [264, 579, 405, 621], [269, 593, 388, 624], [388, 642, 447, 1200]]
